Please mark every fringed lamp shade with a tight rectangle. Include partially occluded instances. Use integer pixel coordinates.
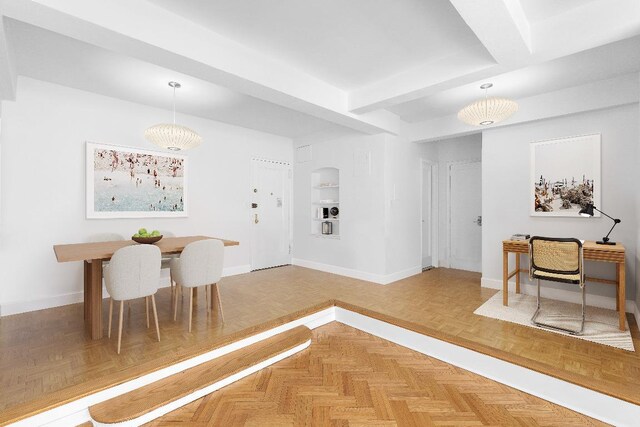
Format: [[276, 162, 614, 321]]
[[457, 97, 518, 126], [144, 123, 202, 151]]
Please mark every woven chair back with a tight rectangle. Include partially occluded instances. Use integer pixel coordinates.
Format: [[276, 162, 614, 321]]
[[530, 237, 581, 274]]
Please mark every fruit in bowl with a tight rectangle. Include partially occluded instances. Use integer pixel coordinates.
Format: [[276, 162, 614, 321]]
[[132, 228, 163, 244]]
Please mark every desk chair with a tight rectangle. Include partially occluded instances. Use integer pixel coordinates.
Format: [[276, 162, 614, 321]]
[[529, 236, 585, 335], [104, 245, 162, 354], [171, 239, 225, 331]]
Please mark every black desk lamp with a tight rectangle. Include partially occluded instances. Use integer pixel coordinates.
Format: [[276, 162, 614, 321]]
[[578, 203, 621, 245]]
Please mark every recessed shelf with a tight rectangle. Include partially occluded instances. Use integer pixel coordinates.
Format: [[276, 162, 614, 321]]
[[312, 167, 340, 238], [311, 233, 340, 239]]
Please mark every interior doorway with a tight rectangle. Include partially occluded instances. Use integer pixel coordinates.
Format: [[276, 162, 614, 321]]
[[421, 160, 438, 271], [250, 158, 292, 271], [447, 160, 482, 272]]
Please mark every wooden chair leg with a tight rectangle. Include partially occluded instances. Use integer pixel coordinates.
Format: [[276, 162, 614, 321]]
[[117, 300, 124, 354], [145, 296, 150, 328], [151, 294, 160, 342], [189, 287, 194, 333], [174, 284, 180, 321], [206, 285, 210, 313], [214, 283, 224, 322], [108, 298, 113, 338]]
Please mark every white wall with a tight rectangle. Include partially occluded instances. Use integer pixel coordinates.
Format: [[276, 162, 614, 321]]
[[292, 132, 428, 283], [0, 77, 292, 314], [482, 104, 639, 304], [383, 134, 422, 276], [419, 134, 482, 266], [292, 133, 388, 279], [637, 74, 640, 318]]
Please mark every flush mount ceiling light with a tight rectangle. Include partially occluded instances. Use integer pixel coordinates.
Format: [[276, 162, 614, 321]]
[[145, 81, 202, 151], [457, 83, 518, 126]]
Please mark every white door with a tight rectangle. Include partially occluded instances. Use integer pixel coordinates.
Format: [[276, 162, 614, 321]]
[[250, 159, 291, 270], [449, 161, 482, 272], [421, 162, 434, 270]]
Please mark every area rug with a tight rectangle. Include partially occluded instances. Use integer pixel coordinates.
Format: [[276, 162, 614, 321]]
[[474, 291, 634, 352]]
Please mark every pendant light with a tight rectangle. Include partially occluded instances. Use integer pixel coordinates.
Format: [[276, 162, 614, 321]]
[[145, 81, 202, 151], [457, 83, 518, 126]]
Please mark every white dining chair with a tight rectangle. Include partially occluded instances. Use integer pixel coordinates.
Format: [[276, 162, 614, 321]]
[[104, 245, 162, 354], [158, 230, 178, 291], [171, 239, 225, 331]]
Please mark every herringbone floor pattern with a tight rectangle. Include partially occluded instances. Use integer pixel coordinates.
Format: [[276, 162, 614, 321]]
[[147, 322, 607, 426]]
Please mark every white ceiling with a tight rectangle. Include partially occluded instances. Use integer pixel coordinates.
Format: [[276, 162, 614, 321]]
[[1, 0, 638, 141], [519, 0, 597, 23], [6, 20, 349, 139], [388, 35, 640, 122], [147, 0, 490, 90]]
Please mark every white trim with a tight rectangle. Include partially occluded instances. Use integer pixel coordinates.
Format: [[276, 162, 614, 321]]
[[445, 159, 482, 271], [0, 291, 86, 317], [8, 307, 335, 427], [335, 307, 640, 427], [221, 264, 252, 277], [92, 341, 311, 427], [481, 277, 636, 313], [420, 159, 439, 269], [0, 265, 252, 317], [291, 258, 420, 285]]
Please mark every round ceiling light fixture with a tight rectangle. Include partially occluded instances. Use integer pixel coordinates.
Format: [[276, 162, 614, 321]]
[[457, 83, 518, 127], [145, 81, 202, 151]]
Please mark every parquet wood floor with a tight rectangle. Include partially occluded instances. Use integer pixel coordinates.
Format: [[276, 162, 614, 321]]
[[146, 322, 608, 426], [90, 326, 311, 424], [1, 267, 638, 424]]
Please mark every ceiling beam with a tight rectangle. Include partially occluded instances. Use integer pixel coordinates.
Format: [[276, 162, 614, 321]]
[[532, 0, 640, 61], [348, 0, 532, 114], [2, 0, 401, 135], [448, 0, 532, 66], [408, 73, 639, 143], [0, 6, 17, 102], [348, 50, 499, 114]]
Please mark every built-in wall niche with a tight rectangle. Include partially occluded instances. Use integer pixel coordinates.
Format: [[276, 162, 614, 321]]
[[311, 167, 340, 239]]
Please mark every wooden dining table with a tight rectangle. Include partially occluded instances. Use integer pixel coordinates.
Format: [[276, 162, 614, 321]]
[[53, 236, 240, 339]]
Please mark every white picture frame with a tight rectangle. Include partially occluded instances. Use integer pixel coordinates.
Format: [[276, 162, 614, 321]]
[[530, 134, 601, 217], [86, 142, 188, 218]]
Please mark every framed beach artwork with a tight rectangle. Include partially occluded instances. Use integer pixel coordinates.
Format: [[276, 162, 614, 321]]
[[86, 142, 187, 218], [530, 134, 601, 217]]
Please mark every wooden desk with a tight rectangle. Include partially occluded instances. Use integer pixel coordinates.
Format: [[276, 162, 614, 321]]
[[502, 240, 626, 331], [54, 236, 239, 339]]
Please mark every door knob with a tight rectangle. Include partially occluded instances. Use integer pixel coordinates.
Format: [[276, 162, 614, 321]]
[[254, 213, 259, 224]]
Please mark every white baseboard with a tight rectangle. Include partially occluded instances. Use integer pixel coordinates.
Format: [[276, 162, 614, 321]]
[[222, 264, 252, 277], [0, 292, 87, 317], [481, 277, 637, 315], [0, 264, 253, 317], [335, 307, 640, 427], [291, 258, 420, 285]]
